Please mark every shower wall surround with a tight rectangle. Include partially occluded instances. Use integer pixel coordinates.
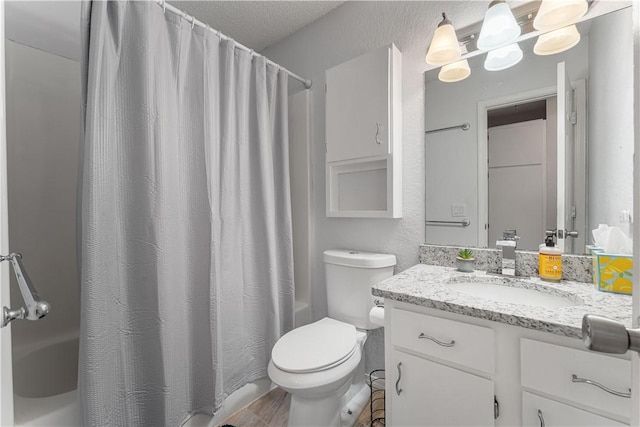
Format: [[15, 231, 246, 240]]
[[419, 244, 593, 283]]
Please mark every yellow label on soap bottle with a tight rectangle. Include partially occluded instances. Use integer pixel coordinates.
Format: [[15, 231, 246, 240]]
[[539, 253, 562, 281]]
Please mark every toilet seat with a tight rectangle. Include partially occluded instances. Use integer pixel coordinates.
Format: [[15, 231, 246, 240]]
[[271, 317, 357, 374]]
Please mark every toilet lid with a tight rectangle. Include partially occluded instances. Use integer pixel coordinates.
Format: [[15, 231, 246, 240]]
[[272, 317, 357, 374]]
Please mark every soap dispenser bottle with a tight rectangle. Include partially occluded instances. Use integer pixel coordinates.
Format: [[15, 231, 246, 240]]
[[539, 232, 562, 282]]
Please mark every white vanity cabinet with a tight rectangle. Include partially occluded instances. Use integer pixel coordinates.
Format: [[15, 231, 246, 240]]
[[389, 308, 496, 426], [522, 393, 627, 427], [391, 351, 495, 426], [324, 44, 402, 218], [384, 301, 632, 427], [521, 339, 631, 426]]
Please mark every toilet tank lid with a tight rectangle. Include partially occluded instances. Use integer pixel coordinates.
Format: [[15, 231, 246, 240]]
[[323, 250, 396, 268]]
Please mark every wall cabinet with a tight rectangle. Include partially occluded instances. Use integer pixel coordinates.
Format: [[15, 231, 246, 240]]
[[325, 44, 402, 218], [384, 301, 631, 427]]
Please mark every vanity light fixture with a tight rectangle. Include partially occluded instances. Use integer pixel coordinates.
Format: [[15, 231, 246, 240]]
[[534, 24, 581, 55], [484, 42, 523, 71], [534, 0, 588, 32], [477, 0, 521, 51], [438, 59, 471, 83], [426, 13, 462, 66]]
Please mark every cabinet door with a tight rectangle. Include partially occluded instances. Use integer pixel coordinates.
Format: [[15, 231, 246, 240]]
[[326, 45, 390, 162], [391, 350, 495, 427], [522, 392, 627, 427]]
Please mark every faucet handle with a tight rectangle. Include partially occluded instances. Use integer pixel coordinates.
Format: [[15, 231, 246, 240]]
[[502, 229, 519, 240]]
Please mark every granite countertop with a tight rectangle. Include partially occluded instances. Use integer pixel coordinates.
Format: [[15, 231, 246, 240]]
[[372, 264, 633, 338]]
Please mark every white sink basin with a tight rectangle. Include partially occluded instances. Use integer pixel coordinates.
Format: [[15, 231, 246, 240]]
[[447, 281, 581, 308]]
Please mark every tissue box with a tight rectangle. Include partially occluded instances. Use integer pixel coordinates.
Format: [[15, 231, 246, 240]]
[[586, 246, 605, 285], [594, 253, 633, 295]]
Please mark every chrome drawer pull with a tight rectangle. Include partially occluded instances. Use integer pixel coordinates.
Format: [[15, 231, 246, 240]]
[[571, 374, 631, 398], [395, 362, 403, 395], [418, 332, 455, 347], [538, 409, 545, 427]]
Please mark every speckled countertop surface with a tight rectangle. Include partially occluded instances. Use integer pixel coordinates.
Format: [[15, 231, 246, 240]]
[[372, 264, 632, 338]]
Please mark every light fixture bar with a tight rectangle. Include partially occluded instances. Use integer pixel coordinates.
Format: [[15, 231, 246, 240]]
[[457, 1, 594, 51], [458, 1, 542, 51]]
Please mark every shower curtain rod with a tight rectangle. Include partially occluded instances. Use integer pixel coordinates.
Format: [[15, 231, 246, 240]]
[[156, 0, 312, 89]]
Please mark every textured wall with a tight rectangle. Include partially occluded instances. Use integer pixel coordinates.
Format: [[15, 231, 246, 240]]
[[263, 1, 490, 321], [588, 8, 634, 236]]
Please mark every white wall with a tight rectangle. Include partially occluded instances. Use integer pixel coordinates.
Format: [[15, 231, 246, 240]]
[[5, 1, 81, 61], [263, 1, 490, 319], [588, 8, 634, 236], [6, 40, 80, 352]]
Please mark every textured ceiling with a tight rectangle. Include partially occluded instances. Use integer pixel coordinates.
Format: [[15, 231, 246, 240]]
[[176, 1, 345, 52]]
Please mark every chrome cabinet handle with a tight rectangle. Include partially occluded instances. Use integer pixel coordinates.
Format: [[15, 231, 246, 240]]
[[538, 409, 545, 427], [375, 123, 382, 144], [571, 374, 631, 398], [395, 362, 403, 395], [418, 332, 456, 347]]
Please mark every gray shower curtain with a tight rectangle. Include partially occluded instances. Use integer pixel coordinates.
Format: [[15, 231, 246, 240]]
[[79, 2, 294, 425]]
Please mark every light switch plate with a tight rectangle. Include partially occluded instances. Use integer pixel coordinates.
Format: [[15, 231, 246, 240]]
[[451, 204, 465, 217]]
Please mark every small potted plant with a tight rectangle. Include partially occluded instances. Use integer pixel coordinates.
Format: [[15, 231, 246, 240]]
[[456, 248, 475, 273]]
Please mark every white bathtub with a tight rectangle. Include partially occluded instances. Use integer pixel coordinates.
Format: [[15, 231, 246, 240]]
[[13, 336, 81, 426]]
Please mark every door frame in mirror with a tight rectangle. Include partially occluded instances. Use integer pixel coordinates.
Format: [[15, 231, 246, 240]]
[[476, 83, 587, 252]]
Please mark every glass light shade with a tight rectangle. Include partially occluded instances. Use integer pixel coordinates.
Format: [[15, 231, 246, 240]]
[[534, 25, 581, 55], [426, 22, 462, 66], [484, 43, 523, 71], [477, 1, 521, 51], [438, 59, 471, 83], [533, 0, 588, 32]]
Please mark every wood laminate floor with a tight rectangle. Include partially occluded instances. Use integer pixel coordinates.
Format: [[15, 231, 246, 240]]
[[219, 387, 385, 427]]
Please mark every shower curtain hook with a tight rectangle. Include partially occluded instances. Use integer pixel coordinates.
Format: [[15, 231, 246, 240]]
[[190, 16, 196, 30], [161, 0, 166, 14]]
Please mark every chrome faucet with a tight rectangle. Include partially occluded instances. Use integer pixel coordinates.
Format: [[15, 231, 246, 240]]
[[496, 229, 519, 276]]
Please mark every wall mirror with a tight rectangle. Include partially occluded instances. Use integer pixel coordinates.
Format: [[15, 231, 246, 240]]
[[424, 5, 633, 255]]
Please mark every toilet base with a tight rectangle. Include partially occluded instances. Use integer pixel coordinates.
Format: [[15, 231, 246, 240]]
[[286, 380, 370, 427], [339, 382, 370, 427], [288, 391, 342, 427]]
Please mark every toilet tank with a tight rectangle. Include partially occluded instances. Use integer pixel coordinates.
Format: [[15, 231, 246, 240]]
[[324, 249, 396, 330]]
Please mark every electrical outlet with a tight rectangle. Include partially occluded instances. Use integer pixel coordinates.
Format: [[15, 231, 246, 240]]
[[451, 204, 465, 217], [619, 210, 633, 224]]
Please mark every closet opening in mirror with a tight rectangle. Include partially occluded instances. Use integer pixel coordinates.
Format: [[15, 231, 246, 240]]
[[486, 98, 557, 252], [477, 77, 587, 254]]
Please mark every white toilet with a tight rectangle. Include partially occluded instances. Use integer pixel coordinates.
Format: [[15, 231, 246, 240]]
[[268, 249, 396, 427]]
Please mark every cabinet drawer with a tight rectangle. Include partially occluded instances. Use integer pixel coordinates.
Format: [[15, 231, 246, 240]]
[[391, 308, 495, 374], [521, 339, 631, 420], [522, 392, 627, 426]]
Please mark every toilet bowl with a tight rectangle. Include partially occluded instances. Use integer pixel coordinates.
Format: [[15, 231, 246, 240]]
[[268, 250, 396, 427], [268, 318, 367, 426]]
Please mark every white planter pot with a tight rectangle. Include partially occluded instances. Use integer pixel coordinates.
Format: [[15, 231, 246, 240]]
[[456, 257, 475, 273]]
